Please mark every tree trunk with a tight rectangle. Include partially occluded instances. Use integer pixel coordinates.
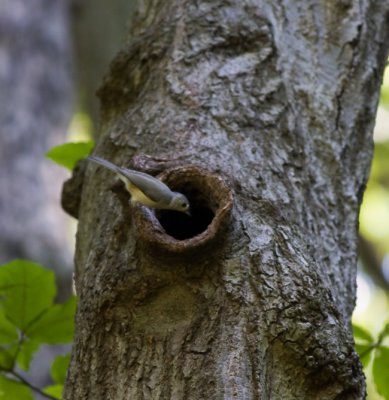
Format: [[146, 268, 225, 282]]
[[71, 0, 138, 126], [63, 1, 389, 399], [0, 0, 74, 391], [0, 0, 73, 295]]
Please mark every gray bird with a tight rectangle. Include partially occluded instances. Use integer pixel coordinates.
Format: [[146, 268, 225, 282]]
[[87, 155, 190, 214]]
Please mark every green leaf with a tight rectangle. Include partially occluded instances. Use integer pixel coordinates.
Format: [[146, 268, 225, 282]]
[[352, 324, 374, 343], [373, 346, 389, 399], [0, 345, 18, 371], [380, 85, 389, 110], [43, 384, 63, 399], [0, 310, 18, 343], [46, 141, 94, 170], [355, 343, 373, 368], [16, 339, 40, 371], [0, 376, 33, 400], [26, 296, 76, 344], [51, 354, 70, 384], [0, 260, 56, 331], [378, 322, 389, 341]]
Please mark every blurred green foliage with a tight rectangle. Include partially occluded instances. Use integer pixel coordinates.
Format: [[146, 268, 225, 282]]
[[380, 71, 389, 110], [354, 323, 389, 398], [355, 64, 389, 399], [0, 260, 75, 400], [360, 141, 389, 256]]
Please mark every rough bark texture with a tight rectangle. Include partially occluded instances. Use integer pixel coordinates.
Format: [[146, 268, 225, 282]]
[[64, 1, 389, 399]]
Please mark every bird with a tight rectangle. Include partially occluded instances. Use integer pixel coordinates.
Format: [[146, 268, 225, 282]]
[[87, 155, 191, 214]]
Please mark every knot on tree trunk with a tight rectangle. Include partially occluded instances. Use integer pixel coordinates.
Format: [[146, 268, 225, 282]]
[[135, 165, 233, 255], [61, 159, 87, 219]]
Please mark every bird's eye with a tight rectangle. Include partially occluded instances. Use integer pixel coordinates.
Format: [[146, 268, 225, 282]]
[[181, 202, 188, 209]]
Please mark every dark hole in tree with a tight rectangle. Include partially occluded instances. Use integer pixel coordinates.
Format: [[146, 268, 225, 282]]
[[156, 187, 215, 240], [157, 207, 214, 240]]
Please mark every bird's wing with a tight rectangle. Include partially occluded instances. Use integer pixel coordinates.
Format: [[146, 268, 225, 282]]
[[87, 156, 172, 204], [117, 167, 172, 203]]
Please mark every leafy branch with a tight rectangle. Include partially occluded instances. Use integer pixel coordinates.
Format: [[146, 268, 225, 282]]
[[9, 370, 59, 400], [0, 260, 75, 400], [353, 322, 389, 399]]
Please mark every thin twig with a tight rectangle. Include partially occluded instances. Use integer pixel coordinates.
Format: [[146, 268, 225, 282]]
[[358, 342, 380, 359], [358, 325, 389, 359], [9, 370, 59, 400]]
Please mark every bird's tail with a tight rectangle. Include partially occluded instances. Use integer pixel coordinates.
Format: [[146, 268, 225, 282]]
[[87, 155, 121, 174]]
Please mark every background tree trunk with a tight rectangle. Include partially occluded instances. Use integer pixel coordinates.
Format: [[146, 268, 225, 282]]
[[71, 0, 138, 126], [0, 0, 74, 392], [0, 0, 73, 295], [64, 1, 389, 399]]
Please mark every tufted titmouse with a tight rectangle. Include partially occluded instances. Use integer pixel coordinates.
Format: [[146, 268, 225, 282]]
[[87, 155, 190, 214]]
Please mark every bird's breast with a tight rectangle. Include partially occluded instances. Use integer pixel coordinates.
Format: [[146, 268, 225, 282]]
[[125, 182, 160, 208]]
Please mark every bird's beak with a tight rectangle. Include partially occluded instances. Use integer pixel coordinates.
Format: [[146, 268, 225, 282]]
[[184, 210, 191, 217]]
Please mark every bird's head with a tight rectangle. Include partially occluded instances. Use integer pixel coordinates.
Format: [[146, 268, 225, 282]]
[[170, 193, 191, 215]]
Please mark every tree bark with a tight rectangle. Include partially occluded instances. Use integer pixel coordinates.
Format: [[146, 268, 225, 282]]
[[64, 1, 389, 399]]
